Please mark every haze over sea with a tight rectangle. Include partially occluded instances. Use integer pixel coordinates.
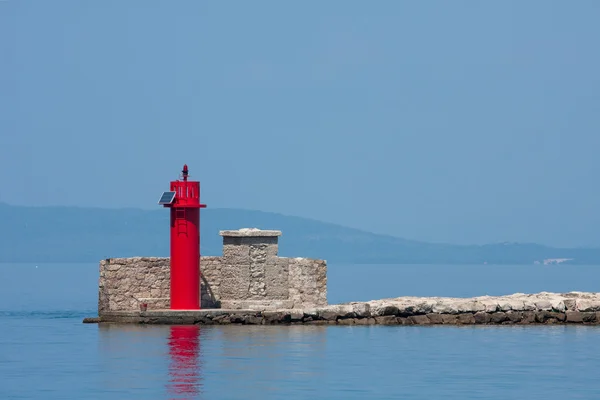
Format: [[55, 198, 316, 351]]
[[3, 1, 600, 398], [1, 262, 600, 399]]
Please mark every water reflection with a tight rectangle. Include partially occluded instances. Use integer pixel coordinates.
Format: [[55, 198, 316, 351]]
[[214, 326, 328, 397], [167, 325, 202, 399], [97, 324, 328, 399], [98, 324, 173, 394]]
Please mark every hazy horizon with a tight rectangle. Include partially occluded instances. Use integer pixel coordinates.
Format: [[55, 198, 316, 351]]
[[2, 1, 599, 247], [3, 201, 600, 252]]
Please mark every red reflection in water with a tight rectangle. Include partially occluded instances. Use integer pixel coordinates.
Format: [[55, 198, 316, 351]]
[[167, 325, 202, 399]]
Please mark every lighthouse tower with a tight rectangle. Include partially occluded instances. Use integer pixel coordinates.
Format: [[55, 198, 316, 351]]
[[158, 164, 206, 310]]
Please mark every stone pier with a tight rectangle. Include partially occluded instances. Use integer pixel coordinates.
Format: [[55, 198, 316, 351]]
[[89, 227, 600, 327], [89, 292, 600, 326]]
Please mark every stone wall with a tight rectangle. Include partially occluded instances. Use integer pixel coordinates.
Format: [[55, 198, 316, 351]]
[[98, 257, 169, 314], [288, 257, 327, 308], [217, 229, 327, 310], [98, 229, 327, 315]]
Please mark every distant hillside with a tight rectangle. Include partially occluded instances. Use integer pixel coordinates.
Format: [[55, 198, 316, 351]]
[[1, 203, 599, 264]]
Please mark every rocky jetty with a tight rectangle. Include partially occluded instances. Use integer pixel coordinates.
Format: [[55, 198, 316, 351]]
[[93, 292, 600, 326]]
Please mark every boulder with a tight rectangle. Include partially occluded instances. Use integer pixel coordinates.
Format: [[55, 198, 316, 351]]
[[576, 300, 600, 312], [490, 312, 508, 324], [351, 303, 371, 317], [409, 315, 431, 325], [534, 300, 553, 311], [566, 311, 596, 323], [473, 312, 491, 324], [371, 303, 400, 317], [426, 313, 444, 324], [432, 300, 459, 314], [375, 316, 399, 325], [457, 301, 486, 313], [457, 314, 475, 324]]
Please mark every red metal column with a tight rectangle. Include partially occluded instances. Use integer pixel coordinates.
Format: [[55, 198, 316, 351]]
[[161, 164, 206, 310], [170, 207, 200, 309]]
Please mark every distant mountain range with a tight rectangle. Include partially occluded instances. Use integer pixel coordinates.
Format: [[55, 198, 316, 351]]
[[0, 202, 599, 265]]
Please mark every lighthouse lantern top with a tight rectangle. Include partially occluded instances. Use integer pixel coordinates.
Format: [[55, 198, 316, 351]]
[[158, 164, 206, 209]]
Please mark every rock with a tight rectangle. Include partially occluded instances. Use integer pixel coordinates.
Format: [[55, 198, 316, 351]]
[[375, 316, 399, 325], [193, 316, 214, 325], [243, 316, 263, 325], [371, 304, 400, 317], [478, 299, 499, 312], [508, 300, 528, 311], [535, 311, 565, 323], [351, 303, 371, 317], [289, 311, 304, 321], [302, 309, 318, 319], [306, 320, 335, 325], [426, 313, 444, 324], [576, 300, 600, 312], [82, 317, 100, 324], [263, 311, 291, 323], [551, 301, 566, 313], [566, 311, 583, 323], [337, 318, 355, 325], [515, 311, 531, 324], [520, 311, 536, 324], [473, 312, 491, 324], [414, 301, 435, 314], [441, 314, 459, 324], [213, 315, 231, 324], [506, 312, 523, 323], [535, 311, 551, 323], [564, 299, 577, 311], [432, 300, 459, 314], [553, 312, 566, 322], [316, 307, 339, 321], [336, 305, 356, 318], [457, 301, 486, 313], [318, 311, 338, 321], [457, 314, 475, 324], [534, 300, 553, 311], [354, 318, 375, 325], [409, 315, 431, 325], [490, 312, 508, 324], [566, 311, 596, 323]]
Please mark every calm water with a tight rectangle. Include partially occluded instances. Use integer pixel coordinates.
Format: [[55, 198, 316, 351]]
[[1, 263, 600, 399]]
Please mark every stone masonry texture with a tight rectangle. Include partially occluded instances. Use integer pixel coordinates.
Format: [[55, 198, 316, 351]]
[[98, 229, 328, 315]]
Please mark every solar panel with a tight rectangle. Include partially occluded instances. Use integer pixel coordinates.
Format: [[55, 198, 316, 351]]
[[158, 191, 176, 205]]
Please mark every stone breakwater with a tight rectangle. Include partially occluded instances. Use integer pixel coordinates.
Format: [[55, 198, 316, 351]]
[[87, 292, 600, 326]]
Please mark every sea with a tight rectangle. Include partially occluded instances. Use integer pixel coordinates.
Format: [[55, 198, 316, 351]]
[[1, 262, 600, 399]]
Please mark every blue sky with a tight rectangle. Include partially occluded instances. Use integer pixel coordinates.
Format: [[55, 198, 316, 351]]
[[1, 1, 599, 247]]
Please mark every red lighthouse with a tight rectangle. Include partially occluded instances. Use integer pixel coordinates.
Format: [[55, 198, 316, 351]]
[[159, 164, 206, 310]]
